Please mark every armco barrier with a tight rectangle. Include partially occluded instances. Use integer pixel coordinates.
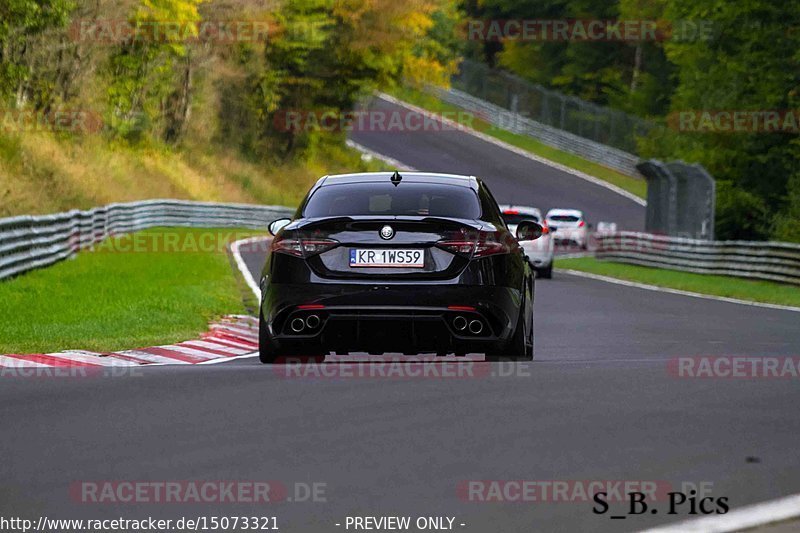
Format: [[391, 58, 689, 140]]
[[5, 201, 799, 286], [426, 85, 643, 178], [0, 200, 294, 281], [596, 232, 800, 285]]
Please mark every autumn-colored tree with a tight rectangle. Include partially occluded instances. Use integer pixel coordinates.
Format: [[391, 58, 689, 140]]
[[255, 0, 461, 156], [106, 0, 204, 141]]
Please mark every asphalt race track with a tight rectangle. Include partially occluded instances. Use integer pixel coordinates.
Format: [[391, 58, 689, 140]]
[[351, 96, 646, 231], [2, 96, 800, 532]]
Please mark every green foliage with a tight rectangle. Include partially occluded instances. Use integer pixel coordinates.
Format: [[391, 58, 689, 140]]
[[715, 181, 769, 241], [660, 0, 800, 241], [0, 0, 75, 105], [253, 0, 461, 158], [463, 0, 800, 242], [772, 166, 800, 242], [105, 0, 204, 142]]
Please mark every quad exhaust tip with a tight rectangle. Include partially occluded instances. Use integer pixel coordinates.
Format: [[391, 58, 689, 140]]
[[305, 314, 321, 329], [453, 316, 468, 332], [290, 318, 306, 333], [468, 320, 484, 335]]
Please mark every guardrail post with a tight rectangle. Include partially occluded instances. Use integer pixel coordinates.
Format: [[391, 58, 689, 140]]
[[637, 160, 677, 236]]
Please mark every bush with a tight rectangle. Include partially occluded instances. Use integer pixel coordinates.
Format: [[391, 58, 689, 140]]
[[715, 181, 769, 241]]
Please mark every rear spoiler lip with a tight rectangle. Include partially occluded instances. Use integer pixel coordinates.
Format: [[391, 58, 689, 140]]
[[291, 215, 490, 231]]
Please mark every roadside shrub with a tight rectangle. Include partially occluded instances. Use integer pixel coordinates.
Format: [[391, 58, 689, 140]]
[[715, 181, 770, 241]]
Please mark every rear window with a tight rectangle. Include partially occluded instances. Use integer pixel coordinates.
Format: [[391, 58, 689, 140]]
[[502, 212, 539, 225], [303, 183, 482, 219], [548, 215, 580, 222]]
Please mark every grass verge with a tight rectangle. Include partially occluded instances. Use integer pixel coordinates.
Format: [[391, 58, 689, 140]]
[[0, 227, 263, 354], [387, 86, 647, 200], [556, 256, 800, 308]]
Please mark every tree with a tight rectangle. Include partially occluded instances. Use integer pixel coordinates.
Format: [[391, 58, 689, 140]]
[[661, 0, 800, 240], [106, 0, 204, 142], [254, 0, 460, 157], [0, 0, 75, 107]]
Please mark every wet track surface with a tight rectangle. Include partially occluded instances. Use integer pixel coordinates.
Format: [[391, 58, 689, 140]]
[[1, 96, 799, 532]]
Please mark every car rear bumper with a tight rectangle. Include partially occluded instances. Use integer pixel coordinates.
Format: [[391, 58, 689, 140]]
[[261, 283, 523, 353], [551, 229, 587, 246]]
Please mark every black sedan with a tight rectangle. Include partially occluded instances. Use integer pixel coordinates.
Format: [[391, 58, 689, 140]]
[[258, 171, 543, 363]]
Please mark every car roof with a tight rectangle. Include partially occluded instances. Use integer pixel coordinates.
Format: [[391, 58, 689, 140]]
[[316, 172, 478, 189], [546, 208, 584, 217], [499, 204, 542, 217]]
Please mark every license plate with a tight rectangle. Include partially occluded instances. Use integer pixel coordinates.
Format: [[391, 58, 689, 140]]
[[350, 249, 424, 268]]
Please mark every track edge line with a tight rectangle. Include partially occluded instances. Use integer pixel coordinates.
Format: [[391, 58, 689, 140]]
[[558, 268, 800, 313]]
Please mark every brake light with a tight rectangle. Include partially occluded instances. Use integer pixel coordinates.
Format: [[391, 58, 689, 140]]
[[474, 232, 512, 257], [271, 237, 338, 258], [541, 221, 550, 234], [578, 221, 585, 228], [436, 240, 476, 256], [503, 209, 519, 215], [437, 231, 514, 258]]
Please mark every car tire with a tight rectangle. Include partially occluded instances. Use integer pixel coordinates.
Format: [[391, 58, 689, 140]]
[[537, 265, 553, 279], [259, 312, 281, 364], [485, 304, 533, 362]]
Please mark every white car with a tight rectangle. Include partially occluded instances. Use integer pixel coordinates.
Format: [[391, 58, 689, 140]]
[[500, 205, 555, 278], [596, 221, 618, 235], [545, 208, 589, 250]]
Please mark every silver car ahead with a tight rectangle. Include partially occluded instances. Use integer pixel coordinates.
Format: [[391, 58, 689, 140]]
[[500, 205, 555, 279]]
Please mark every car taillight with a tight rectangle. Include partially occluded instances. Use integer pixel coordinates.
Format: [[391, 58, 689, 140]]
[[438, 231, 514, 258], [436, 240, 476, 256], [578, 221, 585, 228], [474, 232, 513, 257], [541, 222, 550, 234], [271, 236, 338, 258]]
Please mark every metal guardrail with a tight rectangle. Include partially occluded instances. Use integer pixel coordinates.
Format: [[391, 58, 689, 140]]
[[451, 60, 656, 156], [0, 200, 295, 281], [428, 85, 643, 177], [596, 232, 800, 285], [5, 201, 799, 286]]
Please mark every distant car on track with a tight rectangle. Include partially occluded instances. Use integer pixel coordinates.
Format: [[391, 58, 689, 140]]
[[545, 208, 590, 250], [258, 172, 543, 363], [595, 221, 618, 235], [499, 205, 554, 279]]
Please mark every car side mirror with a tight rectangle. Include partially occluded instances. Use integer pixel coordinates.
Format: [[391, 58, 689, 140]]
[[268, 218, 292, 236], [516, 220, 543, 241]]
